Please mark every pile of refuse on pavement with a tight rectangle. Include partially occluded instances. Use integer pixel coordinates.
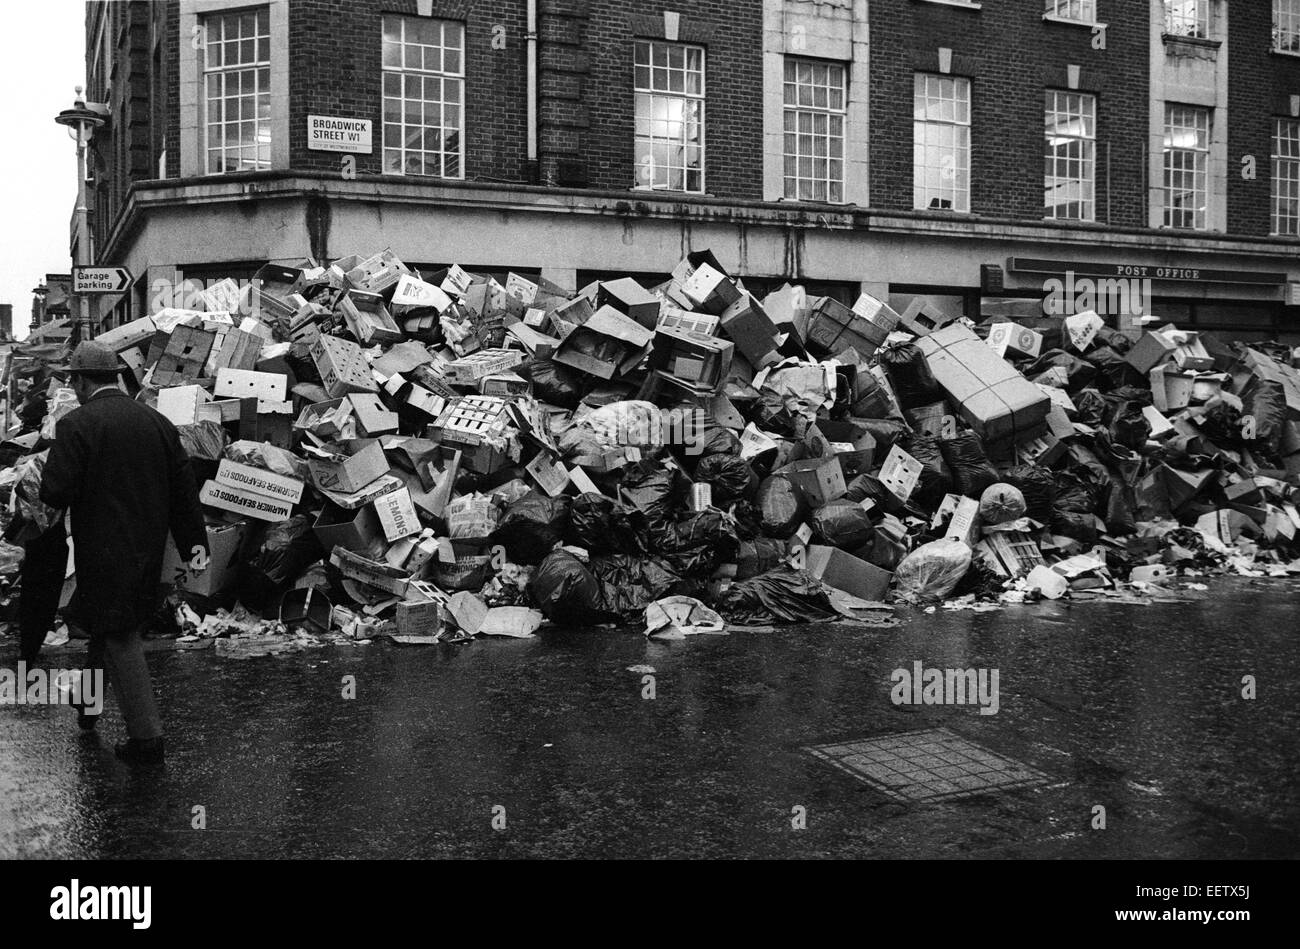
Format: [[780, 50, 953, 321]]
[[3, 247, 1300, 649]]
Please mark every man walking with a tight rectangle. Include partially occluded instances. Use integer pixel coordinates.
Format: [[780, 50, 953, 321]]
[[39, 341, 208, 766]]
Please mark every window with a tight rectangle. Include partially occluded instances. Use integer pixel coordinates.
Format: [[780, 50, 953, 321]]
[[1273, 118, 1300, 235], [913, 73, 970, 212], [1163, 104, 1210, 230], [783, 58, 847, 202], [1044, 1, 1096, 22], [202, 8, 271, 174], [633, 40, 705, 193], [382, 16, 465, 178], [1275, 0, 1300, 53], [1164, 0, 1208, 38], [1044, 90, 1095, 221]]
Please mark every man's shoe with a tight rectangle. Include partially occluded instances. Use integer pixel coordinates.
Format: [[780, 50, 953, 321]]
[[114, 737, 164, 766]]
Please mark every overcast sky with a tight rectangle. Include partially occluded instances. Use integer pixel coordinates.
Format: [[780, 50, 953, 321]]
[[0, 0, 86, 340]]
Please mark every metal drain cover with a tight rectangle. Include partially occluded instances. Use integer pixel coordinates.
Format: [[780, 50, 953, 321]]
[[805, 727, 1050, 803]]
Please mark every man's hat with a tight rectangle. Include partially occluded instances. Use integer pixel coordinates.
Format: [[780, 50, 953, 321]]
[[56, 341, 127, 375]]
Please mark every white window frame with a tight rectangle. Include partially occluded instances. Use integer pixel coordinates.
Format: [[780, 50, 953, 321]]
[[783, 58, 847, 203], [633, 40, 706, 194], [381, 15, 466, 179], [1164, 0, 1209, 39], [201, 7, 271, 175], [1272, 117, 1300, 236], [1163, 104, 1210, 231], [913, 73, 970, 213], [1044, 1, 1096, 24], [1044, 90, 1096, 222], [1274, 0, 1300, 54]]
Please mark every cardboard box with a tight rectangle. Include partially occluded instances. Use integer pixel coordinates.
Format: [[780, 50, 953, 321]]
[[215, 368, 287, 403], [599, 277, 661, 328], [431, 396, 514, 474], [295, 398, 354, 439], [678, 259, 742, 315], [1236, 347, 1300, 420], [200, 480, 296, 522], [525, 452, 571, 497], [252, 264, 304, 322], [305, 440, 389, 494], [1149, 366, 1196, 412], [210, 327, 263, 374], [1064, 310, 1104, 352], [805, 545, 893, 601], [1016, 433, 1067, 467], [657, 307, 719, 336], [319, 473, 405, 511], [719, 294, 780, 368], [160, 521, 247, 596], [348, 393, 399, 436], [879, 444, 923, 501], [506, 323, 562, 360], [339, 289, 403, 345], [389, 274, 453, 314], [443, 348, 525, 386], [986, 322, 1044, 359], [916, 324, 1050, 443], [943, 495, 981, 547], [311, 335, 378, 397], [978, 531, 1045, 578], [345, 249, 408, 295], [552, 305, 654, 380], [214, 459, 305, 506], [648, 325, 734, 394], [152, 326, 217, 386], [330, 547, 411, 598], [374, 486, 421, 541], [396, 597, 444, 638], [1142, 405, 1176, 439], [781, 456, 846, 507], [157, 385, 213, 426], [898, 296, 960, 337], [313, 502, 386, 558], [478, 372, 532, 398], [97, 315, 157, 353], [805, 295, 893, 358]]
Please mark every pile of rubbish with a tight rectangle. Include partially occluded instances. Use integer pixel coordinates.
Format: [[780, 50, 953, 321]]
[[3, 247, 1300, 651]]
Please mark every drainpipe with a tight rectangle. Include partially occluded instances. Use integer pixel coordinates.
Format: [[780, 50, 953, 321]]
[[527, 0, 538, 170]]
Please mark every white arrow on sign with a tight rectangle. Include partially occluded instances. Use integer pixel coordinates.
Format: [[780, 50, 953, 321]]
[[72, 266, 133, 294]]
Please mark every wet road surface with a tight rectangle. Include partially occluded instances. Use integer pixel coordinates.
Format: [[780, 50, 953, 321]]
[[2, 577, 1298, 859]]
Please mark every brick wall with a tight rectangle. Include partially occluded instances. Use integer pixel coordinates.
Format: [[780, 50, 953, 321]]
[[287, 0, 530, 183], [1227, 3, 1300, 237], [867, 0, 1149, 227], [567, 1, 764, 197], [87, 1, 166, 256]]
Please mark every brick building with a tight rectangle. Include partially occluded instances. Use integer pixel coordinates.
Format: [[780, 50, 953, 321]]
[[81, 0, 1300, 340]]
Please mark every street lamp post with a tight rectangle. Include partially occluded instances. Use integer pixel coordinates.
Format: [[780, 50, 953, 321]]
[[54, 87, 106, 342]]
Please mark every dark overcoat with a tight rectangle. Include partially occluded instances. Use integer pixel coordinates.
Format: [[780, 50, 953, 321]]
[[40, 388, 207, 635]]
